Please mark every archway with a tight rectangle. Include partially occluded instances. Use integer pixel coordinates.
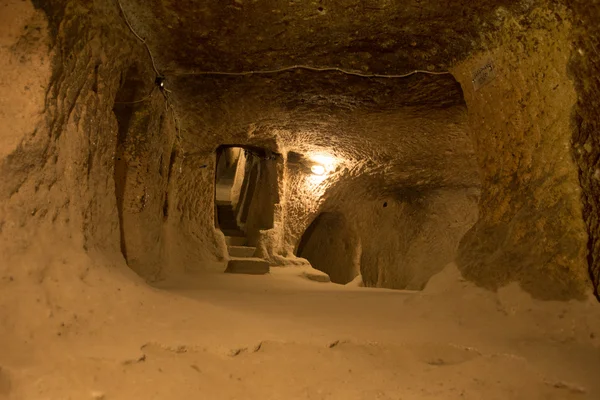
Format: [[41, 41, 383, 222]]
[[112, 64, 147, 263], [214, 145, 280, 247], [296, 211, 360, 284]]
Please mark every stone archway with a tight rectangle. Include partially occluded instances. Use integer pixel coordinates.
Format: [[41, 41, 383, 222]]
[[297, 211, 360, 284]]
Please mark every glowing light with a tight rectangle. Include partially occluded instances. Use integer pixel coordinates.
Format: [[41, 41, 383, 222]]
[[304, 153, 341, 188], [308, 175, 327, 185], [310, 154, 337, 174], [311, 165, 326, 175]]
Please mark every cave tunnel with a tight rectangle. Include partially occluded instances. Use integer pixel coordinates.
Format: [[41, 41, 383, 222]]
[[2, 0, 600, 397], [296, 211, 360, 284], [214, 145, 279, 274]]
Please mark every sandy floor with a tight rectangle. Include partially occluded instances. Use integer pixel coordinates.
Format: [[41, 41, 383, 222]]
[[1, 261, 599, 400]]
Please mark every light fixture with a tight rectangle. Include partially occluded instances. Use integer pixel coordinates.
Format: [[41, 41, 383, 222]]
[[311, 164, 326, 175]]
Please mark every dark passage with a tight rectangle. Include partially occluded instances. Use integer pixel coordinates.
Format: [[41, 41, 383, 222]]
[[112, 65, 146, 262], [297, 211, 360, 284]]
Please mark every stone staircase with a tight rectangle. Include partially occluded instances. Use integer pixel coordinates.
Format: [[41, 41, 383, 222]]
[[217, 201, 269, 275], [217, 203, 245, 238]]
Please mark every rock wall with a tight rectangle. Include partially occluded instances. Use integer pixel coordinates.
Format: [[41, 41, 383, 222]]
[[243, 157, 280, 246], [230, 149, 246, 208], [355, 189, 479, 290], [569, 0, 600, 299], [0, 0, 226, 282], [165, 151, 228, 273], [291, 172, 479, 290], [112, 64, 177, 279], [282, 106, 480, 290], [169, 72, 479, 289], [452, 5, 590, 300], [1, 0, 145, 275], [4, 0, 598, 299]]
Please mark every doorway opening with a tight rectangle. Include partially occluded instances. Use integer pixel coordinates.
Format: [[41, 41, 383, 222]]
[[296, 211, 360, 284], [214, 145, 280, 249], [112, 64, 147, 264]]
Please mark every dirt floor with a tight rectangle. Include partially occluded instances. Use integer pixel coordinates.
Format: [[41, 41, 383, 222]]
[[1, 260, 599, 400]]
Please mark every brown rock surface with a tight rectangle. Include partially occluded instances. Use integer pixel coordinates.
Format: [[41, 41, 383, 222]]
[[569, 0, 600, 298], [2, 0, 600, 398], [2, 0, 598, 297], [452, 5, 589, 300]]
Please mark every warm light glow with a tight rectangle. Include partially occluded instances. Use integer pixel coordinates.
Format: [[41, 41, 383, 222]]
[[311, 165, 326, 175], [310, 154, 336, 173], [304, 152, 341, 187], [307, 174, 327, 185]]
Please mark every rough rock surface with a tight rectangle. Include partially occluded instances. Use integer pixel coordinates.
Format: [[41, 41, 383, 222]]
[[452, 5, 589, 300], [169, 72, 479, 289], [569, 0, 600, 298], [1, 0, 599, 299], [0, 0, 225, 283], [1, 0, 146, 271], [4, 1, 600, 397], [118, 0, 525, 74]]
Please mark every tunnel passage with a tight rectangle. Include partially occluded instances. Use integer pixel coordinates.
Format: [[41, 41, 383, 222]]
[[110, 64, 174, 278], [177, 70, 483, 287], [113, 64, 147, 263], [214, 145, 280, 247], [17, 0, 590, 298], [297, 212, 360, 284]]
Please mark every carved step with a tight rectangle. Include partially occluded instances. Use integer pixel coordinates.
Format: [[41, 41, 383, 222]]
[[225, 236, 247, 246], [228, 245, 256, 258], [225, 257, 270, 275]]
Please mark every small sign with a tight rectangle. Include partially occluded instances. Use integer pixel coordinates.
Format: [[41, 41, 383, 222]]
[[472, 60, 496, 91]]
